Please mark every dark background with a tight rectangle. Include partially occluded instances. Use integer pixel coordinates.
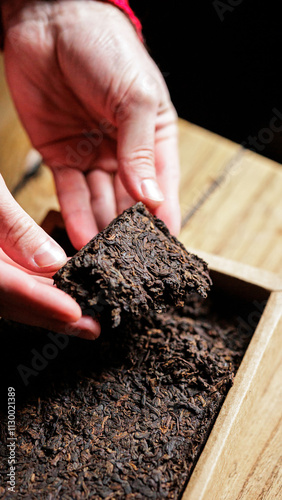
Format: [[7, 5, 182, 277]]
[[130, 0, 282, 163]]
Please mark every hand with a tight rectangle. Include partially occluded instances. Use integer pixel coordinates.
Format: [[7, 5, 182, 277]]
[[0, 175, 100, 339], [2, 0, 181, 250]]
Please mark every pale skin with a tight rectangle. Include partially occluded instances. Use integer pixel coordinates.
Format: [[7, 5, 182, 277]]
[[0, 0, 181, 338]]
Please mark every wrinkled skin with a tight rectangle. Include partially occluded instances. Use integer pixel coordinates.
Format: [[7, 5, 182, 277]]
[[0, 0, 180, 337]]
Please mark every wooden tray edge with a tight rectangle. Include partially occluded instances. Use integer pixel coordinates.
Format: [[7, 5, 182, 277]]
[[182, 290, 282, 500], [186, 247, 282, 292]]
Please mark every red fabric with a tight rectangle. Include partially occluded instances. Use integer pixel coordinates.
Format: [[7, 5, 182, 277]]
[[106, 0, 143, 41], [0, 1, 143, 50]]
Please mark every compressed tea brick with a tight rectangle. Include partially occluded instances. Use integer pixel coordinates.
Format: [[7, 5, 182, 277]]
[[53, 202, 212, 327]]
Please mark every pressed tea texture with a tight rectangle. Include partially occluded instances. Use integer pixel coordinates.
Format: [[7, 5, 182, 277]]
[[53, 202, 212, 327]]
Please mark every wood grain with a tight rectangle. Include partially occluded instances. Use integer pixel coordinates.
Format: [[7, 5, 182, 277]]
[[183, 286, 282, 500], [179, 123, 282, 275], [186, 248, 282, 292], [14, 163, 59, 225], [178, 118, 241, 219], [0, 55, 32, 192]]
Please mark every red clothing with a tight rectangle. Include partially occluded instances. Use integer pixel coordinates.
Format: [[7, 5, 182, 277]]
[[0, 1, 142, 50], [106, 0, 143, 40]]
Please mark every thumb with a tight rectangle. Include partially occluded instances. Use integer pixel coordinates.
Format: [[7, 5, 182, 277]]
[[0, 175, 67, 272], [116, 95, 164, 209]]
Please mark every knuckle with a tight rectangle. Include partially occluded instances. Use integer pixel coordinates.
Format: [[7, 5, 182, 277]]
[[120, 147, 154, 174], [5, 214, 35, 249], [116, 76, 159, 121], [133, 79, 159, 108]]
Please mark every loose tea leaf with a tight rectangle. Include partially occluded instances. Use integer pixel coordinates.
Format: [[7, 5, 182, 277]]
[[0, 290, 257, 499], [53, 202, 212, 327]]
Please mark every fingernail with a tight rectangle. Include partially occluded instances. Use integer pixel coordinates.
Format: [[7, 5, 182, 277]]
[[141, 179, 164, 202], [34, 240, 67, 268]]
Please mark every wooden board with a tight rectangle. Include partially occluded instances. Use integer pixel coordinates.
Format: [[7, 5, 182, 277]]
[[0, 56, 32, 192], [14, 164, 59, 224], [179, 120, 282, 275], [181, 257, 282, 500], [178, 119, 241, 218]]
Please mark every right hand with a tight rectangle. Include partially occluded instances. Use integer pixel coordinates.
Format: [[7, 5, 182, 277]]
[[2, 0, 181, 250]]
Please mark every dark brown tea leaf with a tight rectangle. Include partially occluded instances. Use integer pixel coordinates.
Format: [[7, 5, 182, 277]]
[[0, 290, 257, 499], [53, 202, 212, 326]]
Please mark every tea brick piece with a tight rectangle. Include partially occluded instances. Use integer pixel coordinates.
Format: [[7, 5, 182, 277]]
[[53, 202, 212, 327]]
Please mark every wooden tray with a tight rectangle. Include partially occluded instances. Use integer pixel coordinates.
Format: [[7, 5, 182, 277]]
[[181, 249, 282, 500], [41, 211, 282, 499]]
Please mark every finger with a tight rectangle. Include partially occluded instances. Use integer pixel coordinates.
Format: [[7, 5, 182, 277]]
[[0, 175, 67, 272], [114, 172, 135, 214], [116, 84, 165, 209], [17, 313, 101, 340], [0, 259, 81, 326], [41, 134, 117, 173], [60, 315, 101, 340], [1, 303, 100, 340], [154, 119, 181, 236], [0, 259, 100, 339], [52, 167, 98, 249], [86, 169, 117, 231], [0, 249, 60, 280]]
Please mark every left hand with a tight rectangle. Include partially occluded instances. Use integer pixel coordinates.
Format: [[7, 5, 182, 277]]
[[0, 174, 100, 339]]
